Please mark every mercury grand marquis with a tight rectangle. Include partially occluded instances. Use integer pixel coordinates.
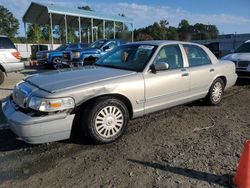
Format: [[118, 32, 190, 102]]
[[2, 41, 237, 144]]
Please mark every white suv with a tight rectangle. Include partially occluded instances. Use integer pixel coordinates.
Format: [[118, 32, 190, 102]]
[[221, 40, 250, 78], [0, 35, 24, 85]]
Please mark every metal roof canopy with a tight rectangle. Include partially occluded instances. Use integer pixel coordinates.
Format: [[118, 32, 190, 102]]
[[22, 2, 134, 49], [23, 2, 133, 25]]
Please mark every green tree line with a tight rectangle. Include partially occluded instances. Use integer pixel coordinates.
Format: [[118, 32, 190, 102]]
[[134, 19, 219, 41]]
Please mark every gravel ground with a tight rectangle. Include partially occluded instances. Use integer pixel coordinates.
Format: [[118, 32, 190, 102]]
[[0, 70, 249, 188]]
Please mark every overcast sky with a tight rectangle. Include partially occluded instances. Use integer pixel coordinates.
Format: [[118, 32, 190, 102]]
[[1, 0, 250, 36]]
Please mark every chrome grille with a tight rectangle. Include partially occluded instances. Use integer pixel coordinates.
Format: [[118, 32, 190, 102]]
[[238, 61, 250, 67]]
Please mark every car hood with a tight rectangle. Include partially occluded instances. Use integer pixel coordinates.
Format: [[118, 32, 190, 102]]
[[82, 48, 101, 54], [25, 66, 135, 93], [221, 53, 250, 61]]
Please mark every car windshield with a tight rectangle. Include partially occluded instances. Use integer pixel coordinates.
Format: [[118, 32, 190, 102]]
[[67, 44, 80, 50], [56, 44, 68, 51], [95, 44, 157, 72], [89, 40, 106, 49], [235, 43, 250, 53]]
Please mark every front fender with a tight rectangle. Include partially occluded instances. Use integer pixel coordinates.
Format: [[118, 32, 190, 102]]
[[82, 53, 100, 59], [49, 53, 63, 63]]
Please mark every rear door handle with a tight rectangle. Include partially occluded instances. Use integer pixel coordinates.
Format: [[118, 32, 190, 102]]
[[182, 73, 189, 77], [210, 68, 215, 72]]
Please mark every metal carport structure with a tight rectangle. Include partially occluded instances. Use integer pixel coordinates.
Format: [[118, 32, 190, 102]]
[[23, 2, 134, 48]]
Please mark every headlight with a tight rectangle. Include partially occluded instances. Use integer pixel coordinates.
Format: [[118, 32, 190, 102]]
[[71, 52, 80, 59], [44, 53, 49, 59], [28, 97, 75, 112]]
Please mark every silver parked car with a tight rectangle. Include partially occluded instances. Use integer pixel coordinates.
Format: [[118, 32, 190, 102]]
[[2, 41, 237, 144], [0, 35, 24, 85], [221, 40, 250, 78]]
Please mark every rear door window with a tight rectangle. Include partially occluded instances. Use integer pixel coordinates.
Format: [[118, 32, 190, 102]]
[[0, 37, 16, 49], [183, 44, 212, 67]]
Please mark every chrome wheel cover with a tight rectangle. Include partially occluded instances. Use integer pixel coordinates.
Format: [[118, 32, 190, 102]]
[[212, 82, 223, 102], [94, 106, 124, 138]]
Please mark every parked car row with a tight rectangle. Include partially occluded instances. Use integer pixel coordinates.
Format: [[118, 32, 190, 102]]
[[2, 40, 238, 144], [36, 39, 125, 69], [62, 39, 125, 67], [36, 43, 89, 69]]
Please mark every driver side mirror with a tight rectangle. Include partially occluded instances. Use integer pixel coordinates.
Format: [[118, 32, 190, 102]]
[[150, 62, 169, 73]]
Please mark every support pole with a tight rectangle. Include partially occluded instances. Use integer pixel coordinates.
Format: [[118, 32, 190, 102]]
[[96, 27, 98, 41], [65, 15, 68, 43], [24, 22, 29, 61], [122, 22, 125, 31], [49, 13, 54, 49], [103, 20, 106, 39], [78, 17, 82, 42], [113, 21, 116, 39], [88, 28, 90, 44], [132, 23, 134, 42], [91, 18, 94, 42]]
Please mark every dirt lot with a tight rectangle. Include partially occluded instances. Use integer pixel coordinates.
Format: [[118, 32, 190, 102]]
[[0, 70, 249, 188]]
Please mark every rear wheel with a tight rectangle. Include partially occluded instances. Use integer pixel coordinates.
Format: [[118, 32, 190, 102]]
[[0, 70, 5, 85], [205, 78, 225, 105], [80, 97, 129, 144]]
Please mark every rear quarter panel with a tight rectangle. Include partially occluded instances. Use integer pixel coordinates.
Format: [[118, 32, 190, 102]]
[[215, 60, 237, 89], [0, 49, 23, 72], [202, 45, 237, 90]]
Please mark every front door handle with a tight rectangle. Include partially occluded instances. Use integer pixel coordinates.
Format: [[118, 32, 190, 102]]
[[182, 73, 189, 77], [210, 68, 215, 72]]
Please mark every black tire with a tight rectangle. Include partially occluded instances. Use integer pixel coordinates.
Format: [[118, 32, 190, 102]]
[[52, 57, 63, 69], [80, 97, 129, 144], [83, 57, 98, 65], [205, 78, 225, 106], [0, 70, 5, 85]]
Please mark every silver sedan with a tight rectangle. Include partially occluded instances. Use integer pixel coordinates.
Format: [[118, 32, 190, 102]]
[[2, 41, 237, 144]]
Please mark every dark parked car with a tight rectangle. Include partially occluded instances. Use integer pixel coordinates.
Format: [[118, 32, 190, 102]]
[[36, 43, 89, 69], [62, 39, 125, 66]]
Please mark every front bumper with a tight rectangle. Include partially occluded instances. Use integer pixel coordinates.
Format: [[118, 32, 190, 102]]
[[37, 60, 50, 65], [4, 62, 24, 73], [1, 97, 75, 144]]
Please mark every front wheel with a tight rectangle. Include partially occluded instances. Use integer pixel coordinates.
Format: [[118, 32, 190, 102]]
[[205, 78, 225, 106], [52, 57, 63, 69], [80, 97, 129, 144], [0, 70, 5, 85]]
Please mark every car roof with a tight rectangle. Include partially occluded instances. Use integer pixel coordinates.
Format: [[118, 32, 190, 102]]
[[129, 40, 203, 47], [245, 40, 250, 43], [0, 35, 8, 38]]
